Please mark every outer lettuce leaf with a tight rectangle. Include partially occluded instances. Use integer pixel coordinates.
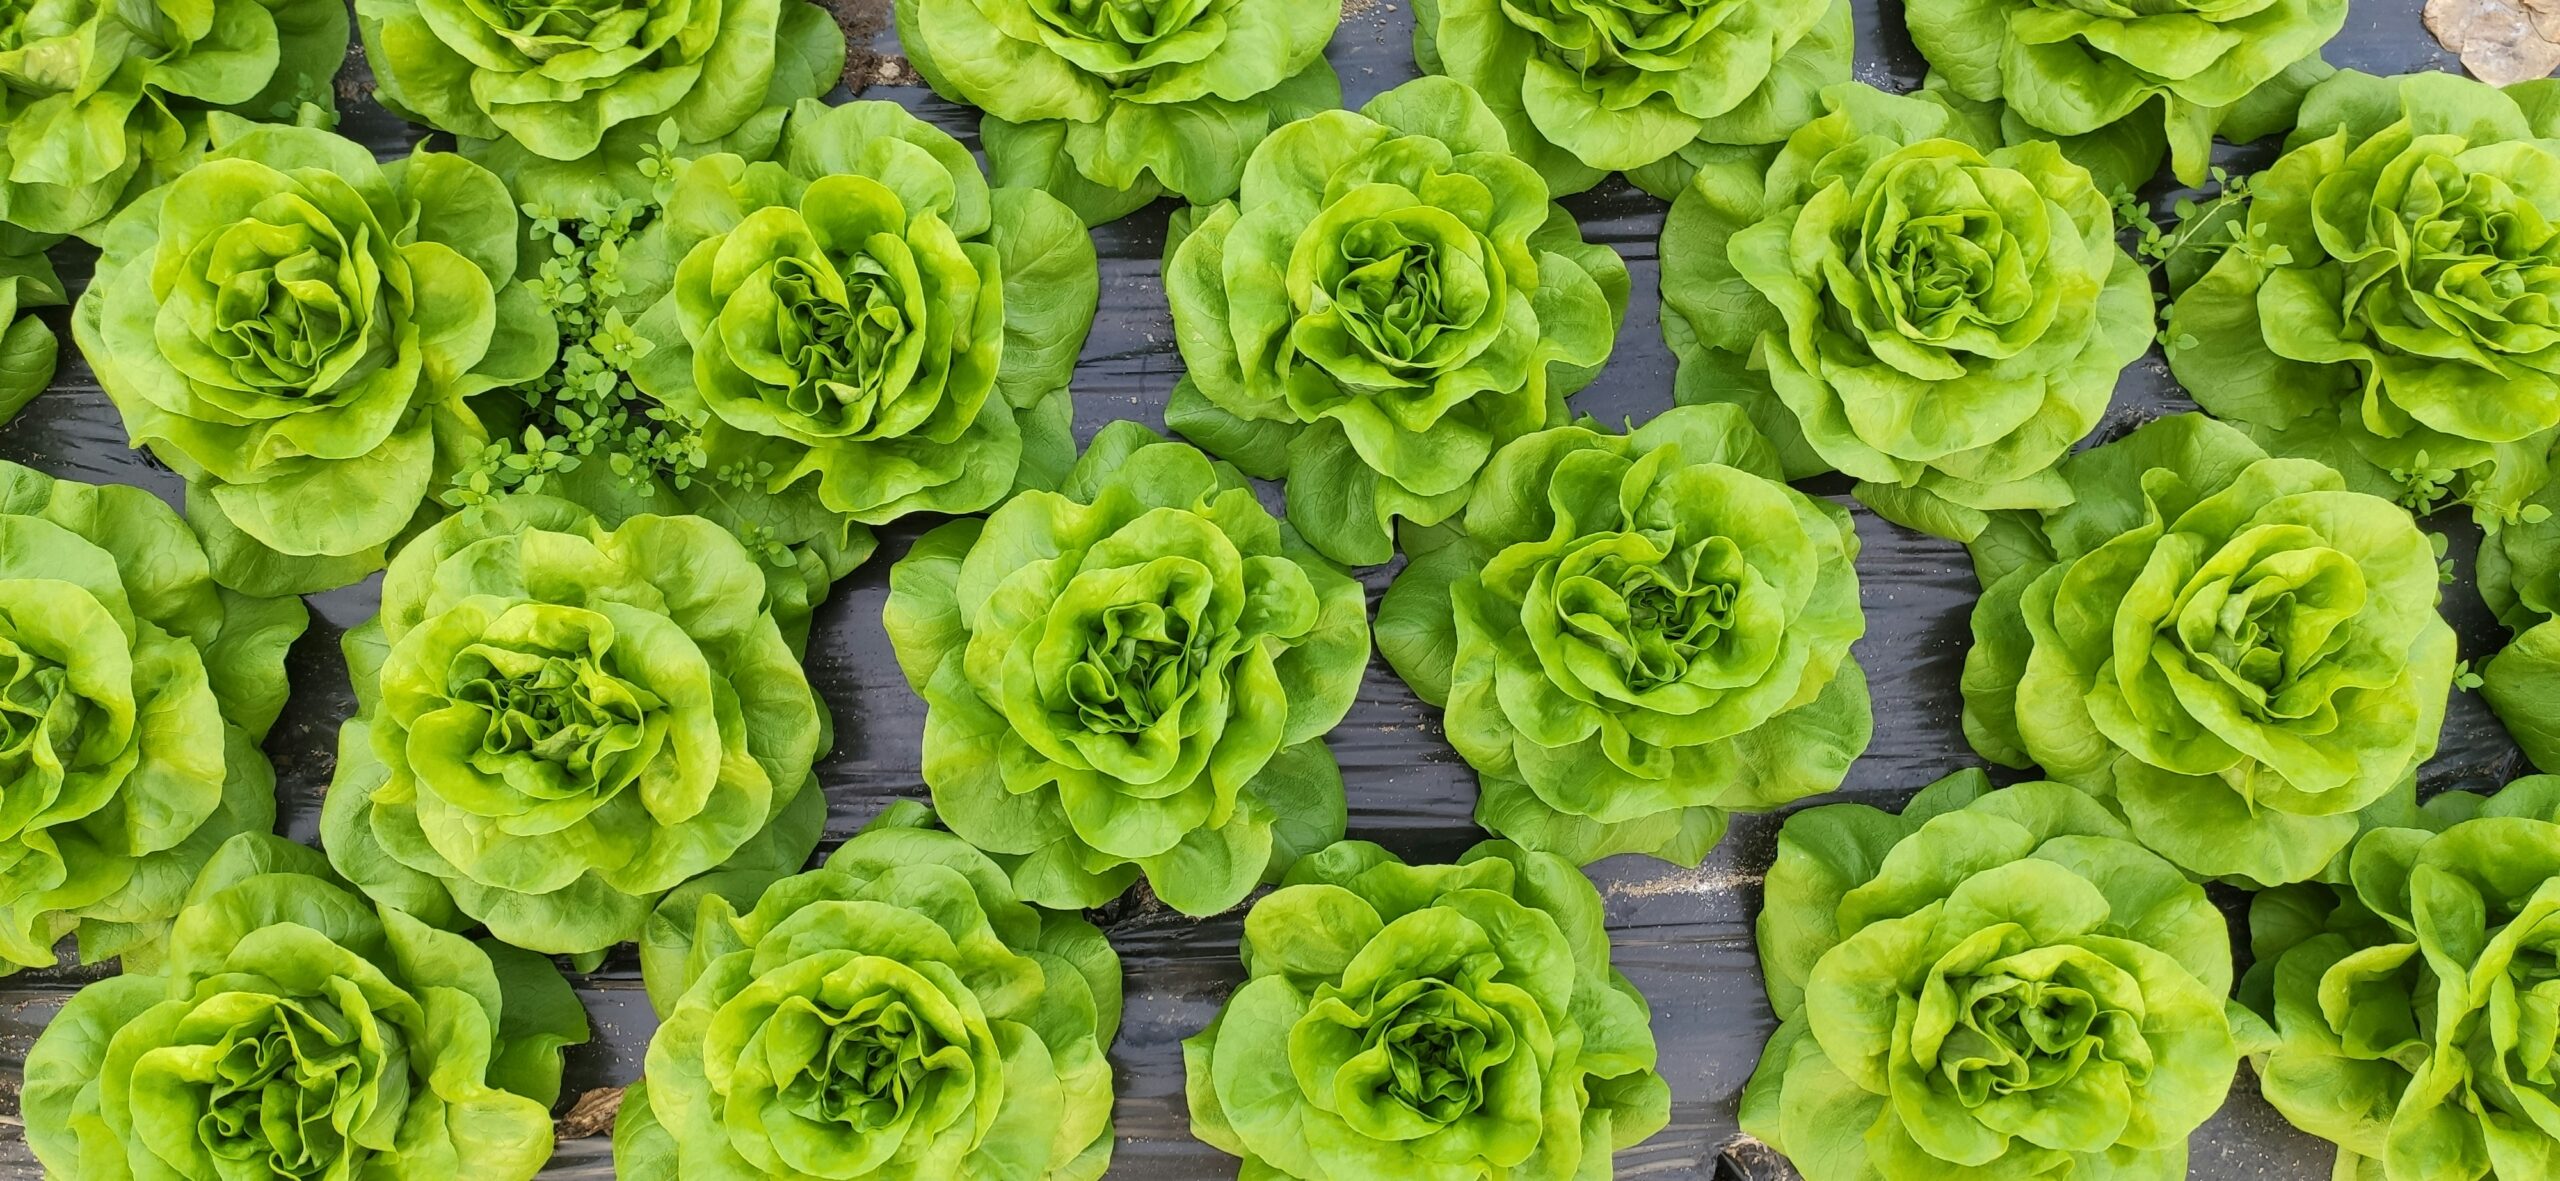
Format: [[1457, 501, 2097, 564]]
[[1959, 413, 2458, 886], [0, 249, 60, 424], [1187, 839, 1670, 1180], [323, 496, 828, 955], [884, 423, 1364, 916], [23, 833, 588, 1181], [1745, 773, 2243, 1181], [2242, 777, 2560, 1180], [1165, 76, 1629, 566], [1378, 404, 1869, 866], [0, 462, 305, 974], [2483, 469, 2560, 772], [74, 117, 559, 596], [2166, 71, 2560, 528], [899, 0, 1342, 226], [616, 803, 1118, 1180], [1661, 83, 2151, 543]]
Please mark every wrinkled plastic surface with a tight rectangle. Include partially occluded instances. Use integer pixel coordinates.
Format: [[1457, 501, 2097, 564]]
[[0, 1, 2520, 1177]]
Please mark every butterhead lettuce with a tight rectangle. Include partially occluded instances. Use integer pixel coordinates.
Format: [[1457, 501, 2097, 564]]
[[2243, 776, 2560, 1180], [630, 99, 1097, 560], [0, 462, 304, 974], [23, 833, 588, 1181], [1660, 83, 2152, 544], [1412, 0, 1852, 200], [1379, 405, 1868, 866], [1186, 839, 1670, 1181], [898, 0, 1342, 227], [323, 496, 828, 957], [0, 0, 345, 239], [357, 0, 845, 202], [1165, 76, 1629, 567], [2168, 70, 2560, 529], [1744, 772, 2244, 1181], [884, 423, 1367, 916], [615, 802, 1120, 1181], [1907, 0, 2343, 185], [75, 118, 559, 596], [1961, 413, 2457, 886]]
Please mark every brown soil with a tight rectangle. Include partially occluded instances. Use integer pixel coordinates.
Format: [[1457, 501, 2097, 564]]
[[829, 0, 924, 91]]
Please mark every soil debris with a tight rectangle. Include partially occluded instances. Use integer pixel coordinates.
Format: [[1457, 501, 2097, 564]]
[[829, 0, 924, 92], [554, 1086, 626, 1140]]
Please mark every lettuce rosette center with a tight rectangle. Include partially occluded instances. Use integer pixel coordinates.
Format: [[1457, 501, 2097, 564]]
[[1297, 204, 1499, 387], [467, 0, 659, 60], [684, 178, 986, 449], [1004, 537, 1276, 791], [165, 165, 411, 422], [427, 604, 674, 811], [1288, 919, 1544, 1151], [187, 990, 401, 1179], [707, 951, 1000, 1173], [1025, 0, 1219, 78]]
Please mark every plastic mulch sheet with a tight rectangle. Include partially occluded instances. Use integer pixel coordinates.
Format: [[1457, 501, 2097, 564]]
[[0, 1, 2524, 1177]]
